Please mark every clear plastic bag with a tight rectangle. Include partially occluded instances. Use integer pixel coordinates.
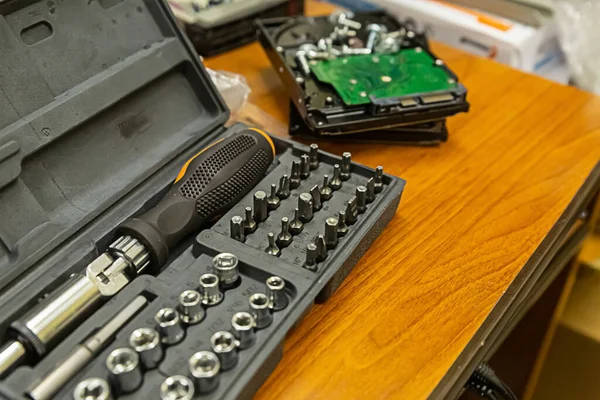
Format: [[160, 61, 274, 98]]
[[206, 68, 251, 119]]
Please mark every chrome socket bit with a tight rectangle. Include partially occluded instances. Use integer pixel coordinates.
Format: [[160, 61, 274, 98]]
[[74, 378, 112, 400], [188, 351, 220, 394], [309, 144, 319, 170], [231, 312, 257, 349], [289, 208, 304, 235], [243, 206, 257, 234], [315, 234, 328, 262], [304, 243, 318, 272], [106, 347, 142, 394], [267, 183, 280, 210], [253, 191, 268, 223], [300, 154, 310, 179], [320, 175, 333, 201], [210, 331, 238, 370], [265, 232, 281, 257], [160, 375, 194, 400], [212, 253, 239, 286], [290, 161, 301, 189], [277, 174, 291, 199], [330, 164, 343, 190], [155, 308, 185, 345], [129, 328, 163, 369], [325, 218, 339, 249], [337, 211, 349, 237], [366, 178, 376, 203], [249, 293, 273, 329], [266, 276, 288, 311], [310, 185, 322, 211], [230, 215, 245, 242], [345, 197, 358, 225], [276, 217, 293, 248], [199, 274, 223, 306], [178, 290, 205, 325], [374, 166, 384, 193], [340, 152, 351, 181], [298, 192, 314, 222], [356, 186, 368, 214]]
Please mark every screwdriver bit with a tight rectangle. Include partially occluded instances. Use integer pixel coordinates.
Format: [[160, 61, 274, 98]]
[[374, 166, 384, 193], [356, 186, 367, 213], [324, 218, 339, 249], [345, 197, 358, 225], [253, 191, 268, 223], [265, 233, 281, 257], [337, 211, 349, 236], [290, 161, 301, 189], [330, 164, 343, 190], [230, 216, 245, 242], [309, 144, 319, 170], [277, 174, 291, 199], [315, 234, 328, 262], [289, 208, 304, 235], [300, 155, 311, 179], [298, 193, 314, 223], [243, 207, 257, 234], [320, 175, 333, 201], [276, 217, 293, 248], [340, 152, 351, 181], [366, 178, 376, 203], [304, 243, 318, 272], [310, 185, 322, 211], [267, 184, 280, 210]]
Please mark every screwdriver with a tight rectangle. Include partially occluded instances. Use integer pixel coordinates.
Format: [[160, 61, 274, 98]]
[[0, 128, 275, 378]]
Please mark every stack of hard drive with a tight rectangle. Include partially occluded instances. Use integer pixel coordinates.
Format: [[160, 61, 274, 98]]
[[257, 10, 470, 144]]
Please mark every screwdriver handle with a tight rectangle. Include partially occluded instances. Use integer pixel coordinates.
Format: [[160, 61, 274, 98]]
[[118, 128, 275, 268]]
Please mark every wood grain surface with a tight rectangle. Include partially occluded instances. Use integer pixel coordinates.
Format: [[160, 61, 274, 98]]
[[206, 2, 600, 398]]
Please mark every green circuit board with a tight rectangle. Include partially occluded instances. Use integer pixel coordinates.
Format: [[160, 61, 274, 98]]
[[310, 48, 458, 106]]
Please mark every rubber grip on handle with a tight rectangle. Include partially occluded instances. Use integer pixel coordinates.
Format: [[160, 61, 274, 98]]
[[117, 128, 275, 268]]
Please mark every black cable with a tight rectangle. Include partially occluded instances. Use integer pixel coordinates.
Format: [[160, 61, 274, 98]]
[[465, 362, 518, 400]]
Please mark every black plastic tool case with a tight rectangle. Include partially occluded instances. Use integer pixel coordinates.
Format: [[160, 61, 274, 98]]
[[0, 0, 405, 399]]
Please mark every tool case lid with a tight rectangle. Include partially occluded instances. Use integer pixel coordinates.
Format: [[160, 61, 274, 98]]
[[0, 0, 229, 291]]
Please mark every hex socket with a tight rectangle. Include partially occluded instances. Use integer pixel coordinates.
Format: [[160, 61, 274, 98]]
[[160, 375, 194, 400], [178, 290, 205, 325], [212, 253, 239, 286], [266, 276, 288, 311], [231, 312, 257, 349], [154, 308, 185, 345], [129, 327, 163, 370], [210, 331, 238, 370], [199, 273, 223, 305], [249, 293, 273, 329], [106, 348, 142, 394], [188, 351, 220, 394], [73, 378, 112, 400]]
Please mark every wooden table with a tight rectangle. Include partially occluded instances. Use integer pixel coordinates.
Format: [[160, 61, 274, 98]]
[[206, 2, 600, 398]]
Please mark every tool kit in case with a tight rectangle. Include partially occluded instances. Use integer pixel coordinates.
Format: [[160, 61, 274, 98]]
[[0, 1, 405, 399]]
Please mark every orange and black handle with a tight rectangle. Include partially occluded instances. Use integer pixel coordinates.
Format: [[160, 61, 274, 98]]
[[117, 128, 276, 269]]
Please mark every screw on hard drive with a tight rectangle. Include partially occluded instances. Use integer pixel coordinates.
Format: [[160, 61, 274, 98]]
[[374, 166, 384, 193], [160, 376, 194, 400], [249, 293, 273, 329], [342, 45, 371, 55], [129, 328, 163, 370], [295, 50, 311, 76], [199, 274, 223, 306], [300, 155, 310, 179], [345, 197, 358, 225], [298, 193, 314, 222], [74, 378, 112, 400], [266, 276, 288, 311], [356, 186, 367, 214], [188, 351, 220, 394], [340, 152, 351, 181], [267, 183, 280, 210], [212, 252, 239, 286], [325, 217, 339, 249], [290, 161, 301, 189], [210, 331, 237, 371], [276, 217, 293, 248], [230, 215, 245, 242], [310, 185, 322, 211], [243, 206, 257, 234], [253, 191, 268, 223], [106, 347, 142, 394], [330, 164, 343, 190], [231, 312, 257, 349], [330, 10, 362, 30], [320, 175, 333, 201], [304, 243, 318, 272], [366, 178, 376, 203], [277, 174, 291, 199], [265, 232, 281, 257], [337, 210, 349, 237], [314, 235, 328, 262], [366, 24, 388, 52], [290, 208, 304, 235], [178, 290, 205, 325], [309, 144, 319, 170]]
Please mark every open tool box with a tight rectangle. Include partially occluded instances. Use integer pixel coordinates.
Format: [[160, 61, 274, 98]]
[[0, 0, 405, 399], [256, 11, 469, 139]]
